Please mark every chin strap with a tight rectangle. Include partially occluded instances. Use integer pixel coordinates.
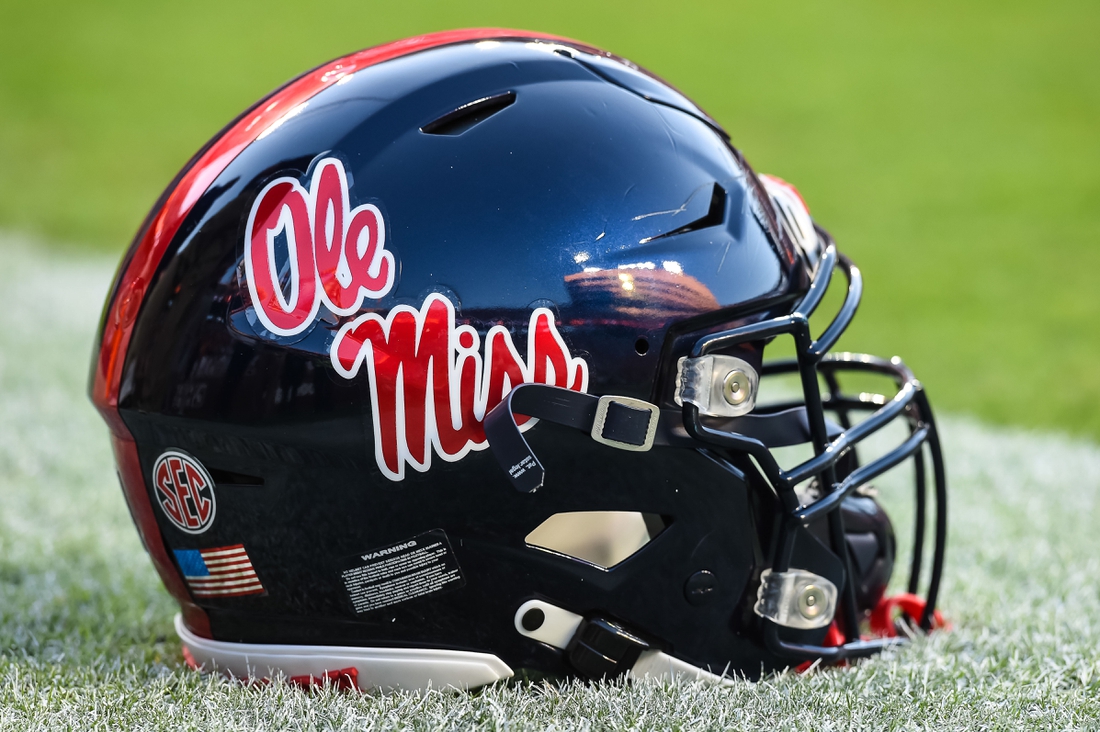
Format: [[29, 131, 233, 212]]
[[482, 385, 671, 492], [484, 383, 838, 492]]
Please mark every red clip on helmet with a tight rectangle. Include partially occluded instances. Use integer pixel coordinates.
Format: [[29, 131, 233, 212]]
[[90, 29, 947, 691]]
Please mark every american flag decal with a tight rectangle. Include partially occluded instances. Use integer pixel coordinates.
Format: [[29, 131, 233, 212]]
[[173, 544, 265, 598]]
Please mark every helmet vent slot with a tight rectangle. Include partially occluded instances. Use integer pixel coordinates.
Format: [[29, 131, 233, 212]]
[[638, 183, 726, 243], [421, 92, 516, 136], [525, 511, 667, 569]]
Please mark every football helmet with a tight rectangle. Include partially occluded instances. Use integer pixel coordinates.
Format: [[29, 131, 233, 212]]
[[90, 29, 947, 691]]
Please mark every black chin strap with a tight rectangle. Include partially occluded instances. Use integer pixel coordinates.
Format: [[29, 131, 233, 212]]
[[483, 383, 838, 492], [483, 385, 669, 492]]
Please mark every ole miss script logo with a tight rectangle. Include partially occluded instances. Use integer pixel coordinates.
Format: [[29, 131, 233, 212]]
[[244, 157, 588, 481], [153, 450, 216, 534]]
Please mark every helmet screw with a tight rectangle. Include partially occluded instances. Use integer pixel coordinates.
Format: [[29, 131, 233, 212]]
[[684, 570, 718, 606], [797, 585, 827, 620], [722, 370, 751, 406]]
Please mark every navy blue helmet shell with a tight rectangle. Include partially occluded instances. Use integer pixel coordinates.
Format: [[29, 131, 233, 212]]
[[91, 29, 946, 691]]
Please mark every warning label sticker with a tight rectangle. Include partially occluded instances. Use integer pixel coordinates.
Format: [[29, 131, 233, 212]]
[[338, 529, 464, 614]]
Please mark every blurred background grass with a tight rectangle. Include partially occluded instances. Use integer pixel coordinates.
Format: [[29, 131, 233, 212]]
[[1, 0, 1097, 438]]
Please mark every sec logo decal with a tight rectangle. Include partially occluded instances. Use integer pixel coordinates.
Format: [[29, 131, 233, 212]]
[[152, 450, 216, 534]]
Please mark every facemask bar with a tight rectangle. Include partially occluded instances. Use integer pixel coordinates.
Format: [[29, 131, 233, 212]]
[[681, 236, 947, 662]]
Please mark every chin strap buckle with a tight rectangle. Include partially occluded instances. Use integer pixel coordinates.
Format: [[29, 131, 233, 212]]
[[591, 396, 661, 452]]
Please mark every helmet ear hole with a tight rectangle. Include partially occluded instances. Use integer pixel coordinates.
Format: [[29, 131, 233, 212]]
[[634, 337, 649, 356]]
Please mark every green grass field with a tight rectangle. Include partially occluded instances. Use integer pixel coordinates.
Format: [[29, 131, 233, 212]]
[[3, 1, 1100, 728], [2, 238, 1099, 728]]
